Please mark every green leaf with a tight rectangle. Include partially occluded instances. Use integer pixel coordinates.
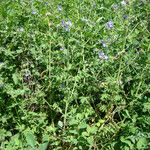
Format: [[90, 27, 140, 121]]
[[38, 142, 49, 150], [125, 110, 131, 118], [87, 137, 94, 146], [87, 125, 97, 134], [137, 137, 148, 150], [78, 123, 87, 129], [96, 119, 105, 127], [12, 73, 18, 85], [69, 130, 78, 135], [25, 132, 36, 148], [124, 146, 130, 150], [82, 131, 89, 137], [120, 137, 133, 149], [143, 103, 150, 110], [13, 135, 20, 146], [69, 119, 78, 125]]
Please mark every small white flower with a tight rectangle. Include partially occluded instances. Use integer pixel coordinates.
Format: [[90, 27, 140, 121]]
[[66, 20, 72, 27], [58, 121, 63, 128], [46, 12, 51, 16], [60, 47, 65, 51], [121, 0, 127, 6], [18, 27, 24, 32]]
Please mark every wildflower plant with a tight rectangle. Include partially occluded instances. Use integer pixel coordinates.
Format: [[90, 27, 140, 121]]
[[101, 40, 107, 48], [98, 51, 109, 60], [32, 10, 37, 15], [0, 0, 149, 150], [57, 4, 62, 12], [106, 21, 114, 29], [61, 20, 72, 32]]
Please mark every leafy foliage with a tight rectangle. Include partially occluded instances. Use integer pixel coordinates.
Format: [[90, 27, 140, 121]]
[[0, 0, 150, 149]]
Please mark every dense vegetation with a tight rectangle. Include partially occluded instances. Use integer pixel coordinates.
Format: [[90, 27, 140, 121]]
[[0, 0, 150, 149]]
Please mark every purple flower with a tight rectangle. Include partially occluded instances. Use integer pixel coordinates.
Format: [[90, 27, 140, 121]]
[[106, 21, 114, 29], [112, 4, 118, 10], [123, 15, 128, 19], [32, 10, 37, 15], [61, 20, 65, 25], [58, 5, 62, 11], [45, 2, 48, 5], [98, 52, 108, 60], [66, 20, 72, 26], [61, 20, 72, 32], [61, 20, 69, 31]]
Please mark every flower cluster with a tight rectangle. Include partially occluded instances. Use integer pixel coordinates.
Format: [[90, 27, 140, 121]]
[[61, 20, 72, 32], [98, 52, 108, 60], [106, 21, 114, 29], [112, 4, 118, 10]]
